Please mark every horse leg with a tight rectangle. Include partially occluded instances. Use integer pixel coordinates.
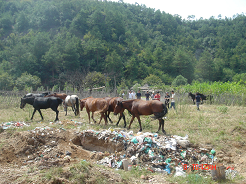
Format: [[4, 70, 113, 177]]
[[91, 112, 96, 123], [55, 110, 59, 121], [107, 111, 113, 124], [37, 109, 44, 120], [31, 109, 37, 120], [98, 113, 103, 124], [116, 113, 126, 128], [136, 116, 142, 132], [72, 105, 76, 116], [160, 119, 166, 134], [128, 115, 135, 130], [65, 105, 67, 116], [101, 113, 107, 125], [86, 110, 91, 123]]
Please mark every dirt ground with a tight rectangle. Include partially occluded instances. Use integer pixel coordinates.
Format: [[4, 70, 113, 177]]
[[0, 123, 245, 184], [0, 126, 171, 184]]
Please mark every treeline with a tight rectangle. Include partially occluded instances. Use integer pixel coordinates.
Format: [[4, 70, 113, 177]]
[[0, 0, 246, 91]]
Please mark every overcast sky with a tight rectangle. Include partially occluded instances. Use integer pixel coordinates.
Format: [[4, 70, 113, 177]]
[[109, 0, 246, 20]]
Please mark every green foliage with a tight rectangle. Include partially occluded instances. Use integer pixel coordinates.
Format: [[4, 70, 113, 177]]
[[84, 71, 106, 90], [172, 75, 188, 87], [0, 0, 246, 90], [217, 106, 228, 114], [15, 72, 41, 90], [142, 74, 163, 86]]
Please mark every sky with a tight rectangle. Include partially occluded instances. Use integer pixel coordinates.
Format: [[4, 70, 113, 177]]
[[109, 0, 246, 20]]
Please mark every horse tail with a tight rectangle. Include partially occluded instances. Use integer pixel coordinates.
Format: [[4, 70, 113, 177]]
[[99, 101, 109, 113], [152, 103, 168, 119], [75, 97, 80, 116]]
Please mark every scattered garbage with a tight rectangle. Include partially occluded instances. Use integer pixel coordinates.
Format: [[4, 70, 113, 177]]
[[0, 125, 239, 180]]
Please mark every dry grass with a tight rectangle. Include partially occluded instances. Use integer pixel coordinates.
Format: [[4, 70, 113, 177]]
[[1, 103, 246, 152]]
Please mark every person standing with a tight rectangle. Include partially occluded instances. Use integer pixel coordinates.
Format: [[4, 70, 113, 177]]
[[154, 91, 161, 101], [164, 92, 170, 108], [170, 90, 175, 110], [151, 91, 155, 100], [132, 91, 136, 99], [136, 90, 141, 99], [195, 92, 202, 110], [145, 91, 150, 101], [128, 90, 133, 99]]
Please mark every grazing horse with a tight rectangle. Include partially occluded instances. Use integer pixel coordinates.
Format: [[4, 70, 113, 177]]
[[188, 92, 207, 104], [64, 95, 80, 116], [80, 97, 109, 125], [20, 96, 63, 121], [104, 97, 127, 128], [45, 92, 67, 101], [114, 99, 168, 134]]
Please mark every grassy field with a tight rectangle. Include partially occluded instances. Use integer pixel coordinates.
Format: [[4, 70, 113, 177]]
[[0, 100, 246, 183]]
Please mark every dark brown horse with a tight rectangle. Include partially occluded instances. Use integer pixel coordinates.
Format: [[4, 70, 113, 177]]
[[114, 99, 168, 134], [45, 92, 67, 101], [104, 97, 127, 128], [80, 97, 109, 125]]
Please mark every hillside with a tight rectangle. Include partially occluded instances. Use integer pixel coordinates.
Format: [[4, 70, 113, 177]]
[[0, 0, 246, 90]]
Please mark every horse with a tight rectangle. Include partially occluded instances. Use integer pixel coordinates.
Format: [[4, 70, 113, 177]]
[[114, 99, 168, 134], [188, 92, 207, 104], [20, 95, 63, 121], [24, 92, 50, 98], [80, 97, 109, 125], [45, 92, 67, 101], [64, 95, 80, 116], [104, 97, 127, 128]]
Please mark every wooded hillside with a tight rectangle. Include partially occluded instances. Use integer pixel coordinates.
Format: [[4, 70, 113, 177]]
[[0, 0, 246, 90]]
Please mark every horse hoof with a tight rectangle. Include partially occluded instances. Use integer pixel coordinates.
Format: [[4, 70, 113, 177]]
[[162, 130, 166, 134]]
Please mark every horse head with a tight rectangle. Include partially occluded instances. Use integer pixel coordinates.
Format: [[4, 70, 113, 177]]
[[80, 99, 86, 111], [20, 98, 26, 109], [114, 101, 123, 115]]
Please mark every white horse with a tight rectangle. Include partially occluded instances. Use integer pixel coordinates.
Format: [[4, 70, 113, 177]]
[[64, 95, 80, 116]]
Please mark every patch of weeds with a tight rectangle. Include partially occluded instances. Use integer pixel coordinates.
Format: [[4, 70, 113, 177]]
[[142, 117, 153, 130], [167, 173, 216, 184], [68, 160, 91, 182], [217, 106, 228, 114], [44, 167, 63, 180]]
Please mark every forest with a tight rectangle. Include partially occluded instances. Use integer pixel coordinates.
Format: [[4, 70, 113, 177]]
[[0, 0, 246, 91]]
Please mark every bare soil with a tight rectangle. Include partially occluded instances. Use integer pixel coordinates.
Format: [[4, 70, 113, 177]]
[[0, 104, 246, 183]]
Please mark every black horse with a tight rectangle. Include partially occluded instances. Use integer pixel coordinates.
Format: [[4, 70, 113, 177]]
[[188, 92, 208, 104], [24, 92, 50, 98], [20, 95, 63, 121]]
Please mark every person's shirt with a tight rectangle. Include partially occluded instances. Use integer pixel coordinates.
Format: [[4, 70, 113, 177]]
[[145, 93, 150, 100], [151, 94, 155, 99], [132, 92, 136, 99], [165, 95, 170, 102], [195, 95, 201, 102], [171, 93, 175, 102], [136, 92, 141, 99], [154, 94, 160, 101], [129, 92, 132, 99]]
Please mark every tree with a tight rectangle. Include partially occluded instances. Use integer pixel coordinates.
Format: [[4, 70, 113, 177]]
[[0, 72, 14, 90], [172, 48, 195, 83], [142, 74, 163, 86], [171, 75, 188, 86], [84, 71, 106, 90], [15, 72, 41, 90], [195, 50, 215, 81]]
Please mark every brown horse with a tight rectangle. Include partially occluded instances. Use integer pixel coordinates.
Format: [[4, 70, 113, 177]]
[[80, 97, 109, 125], [45, 92, 67, 101], [114, 99, 168, 134], [105, 97, 127, 128]]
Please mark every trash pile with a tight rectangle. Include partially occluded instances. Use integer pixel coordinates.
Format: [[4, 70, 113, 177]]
[[79, 128, 235, 179], [0, 121, 30, 130], [0, 125, 239, 180]]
